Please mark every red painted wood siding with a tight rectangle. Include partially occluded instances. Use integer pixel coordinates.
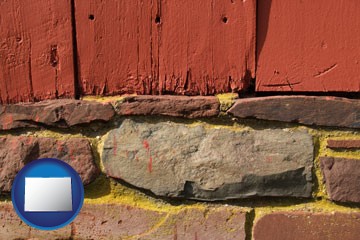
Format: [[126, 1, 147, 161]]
[[75, 0, 256, 96], [257, 0, 360, 92], [0, 0, 75, 104]]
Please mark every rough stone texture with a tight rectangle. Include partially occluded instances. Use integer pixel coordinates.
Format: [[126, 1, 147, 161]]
[[253, 212, 360, 240], [141, 207, 246, 240], [0, 99, 115, 130], [0, 136, 98, 192], [228, 96, 360, 129], [327, 139, 360, 149], [113, 95, 220, 118], [0, 202, 71, 239], [320, 157, 360, 203], [72, 204, 167, 239], [0, 202, 246, 239], [102, 119, 313, 200]]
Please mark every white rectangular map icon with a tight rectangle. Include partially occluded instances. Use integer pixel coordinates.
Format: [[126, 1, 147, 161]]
[[24, 177, 73, 212]]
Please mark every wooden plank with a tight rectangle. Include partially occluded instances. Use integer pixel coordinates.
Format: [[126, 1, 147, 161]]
[[0, 0, 75, 103], [75, 0, 256, 96], [75, 0, 155, 95], [257, 0, 360, 92], [159, 0, 256, 95]]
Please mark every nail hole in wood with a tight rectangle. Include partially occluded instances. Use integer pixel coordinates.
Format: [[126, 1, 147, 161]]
[[155, 15, 161, 24], [89, 14, 95, 20], [222, 17, 228, 23]]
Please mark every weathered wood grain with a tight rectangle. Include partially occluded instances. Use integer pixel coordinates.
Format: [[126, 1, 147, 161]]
[[158, 0, 256, 95], [75, 0, 155, 96], [0, 0, 75, 103], [75, 0, 256, 96]]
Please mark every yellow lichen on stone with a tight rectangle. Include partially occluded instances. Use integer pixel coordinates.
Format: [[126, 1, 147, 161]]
[[84, 175, 205, 213], [81, 95, 129, 103], [216, 93, 239, 112], [305, 128, 360, 199]]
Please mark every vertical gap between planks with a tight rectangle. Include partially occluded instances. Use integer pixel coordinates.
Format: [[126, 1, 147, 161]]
[[70, 0, 81, 99]]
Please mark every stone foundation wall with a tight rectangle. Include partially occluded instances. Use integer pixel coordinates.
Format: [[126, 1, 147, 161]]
[[0, 94, 359, 239]]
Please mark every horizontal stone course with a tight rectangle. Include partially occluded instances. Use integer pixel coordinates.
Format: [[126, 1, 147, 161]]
[[0, 136, 98, 192], [253, 212, 360, 240], [327, 139, 360, 149], [320, 157, 360, 203], [0, 202, 71, 239], [0, 202, 246, 240], [102, 119, 313, 200], [0, 99, 115, 130], [228, 96, 360, 129], [112, 95, 220, 118]]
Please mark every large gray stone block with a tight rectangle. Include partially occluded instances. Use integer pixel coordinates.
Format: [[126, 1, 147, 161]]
[[102, 119, 313, 200]]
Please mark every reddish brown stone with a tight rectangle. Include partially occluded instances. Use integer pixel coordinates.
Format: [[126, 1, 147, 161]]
[[0, 202, 71, 239], [0, 202, 246, 239], [142, 207, 246, 240], [254, 212, 360, 240], [72, 204, 167, 239], [114, 95, 220, 118], [0, 136, 98, 192], [320, 157, 360, 203], [228, 96, 360, 129], [72, 204, 246, 239], [0, 99, 115, 130], [327, 140, 360, 149]]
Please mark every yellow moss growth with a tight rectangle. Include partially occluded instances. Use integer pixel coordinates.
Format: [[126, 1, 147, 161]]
[[1, 102, 359, 219], [84, 175, 206, 213], [306, 129, 360, 199], [216, 93, 238, 112], [81, 95, 128, 103]]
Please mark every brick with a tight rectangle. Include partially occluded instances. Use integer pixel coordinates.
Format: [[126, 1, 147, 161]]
[[0, 99, 115, 130], [320, 157, 360, 203], [228, 96, 360, 129], [0, 202, 71, 239], [0, 136, 99, 192], [0, 202, 246, 239], [327, 139, 360, 149], [113, 95, 220, 118], [253, 212, 360, 240], [72, 204, 167, 239], [138, 207, 246, 240], [102, 119, 313, 200]]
